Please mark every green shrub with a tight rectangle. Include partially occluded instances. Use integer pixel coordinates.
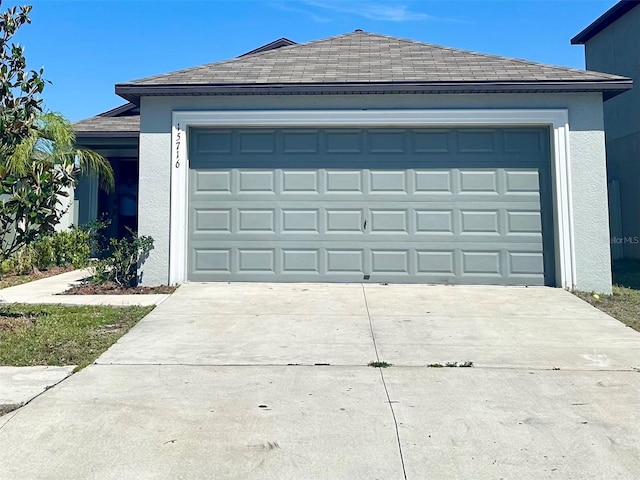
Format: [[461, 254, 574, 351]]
[[93, 231, 154, 288], [49, 228, 91, 268], [14, 244, 38, 275], [0, 258, 16, 275], [79, 216, 111, 258], [33, 235, 54, 270], [0, 227, 92, 276]]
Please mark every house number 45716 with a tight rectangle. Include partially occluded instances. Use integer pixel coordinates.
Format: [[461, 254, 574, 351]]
[[175, 124, 181, 168]]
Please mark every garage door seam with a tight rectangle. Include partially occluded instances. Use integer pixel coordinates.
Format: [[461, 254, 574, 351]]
[[362, 284, 408, 480]]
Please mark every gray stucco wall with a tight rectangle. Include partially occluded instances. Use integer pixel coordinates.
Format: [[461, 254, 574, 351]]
[[582, 4, 640, 257], [138, 92, 611, 292]]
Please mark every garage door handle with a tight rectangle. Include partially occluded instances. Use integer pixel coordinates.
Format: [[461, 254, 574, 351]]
[[363, 220, 367, 230]]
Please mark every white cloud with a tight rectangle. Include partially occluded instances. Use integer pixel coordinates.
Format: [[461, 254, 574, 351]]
[[301, 0, 431, 22], [270, 1, 334, 22]]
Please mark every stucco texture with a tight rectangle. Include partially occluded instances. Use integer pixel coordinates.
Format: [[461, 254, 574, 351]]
[[582, 5, 639, 259], [138, 92, 612, 292]]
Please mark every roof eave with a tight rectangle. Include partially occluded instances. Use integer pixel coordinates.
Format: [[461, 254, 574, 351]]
[[572, 0, 639, 44], [115, 80, 633, 103], [75, 130, 140, 138], [97, 102, 138, 118]]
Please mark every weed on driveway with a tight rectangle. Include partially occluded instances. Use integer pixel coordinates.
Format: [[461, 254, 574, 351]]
[[0, 304, 153, 370]]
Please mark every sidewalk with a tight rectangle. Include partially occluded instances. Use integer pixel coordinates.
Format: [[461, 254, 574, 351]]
[[0, 270, 170, 418], [0, 269, 170, 306], [0, 366, 75, 426]]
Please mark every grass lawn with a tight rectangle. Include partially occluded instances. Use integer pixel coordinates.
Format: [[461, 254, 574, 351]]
[[0, 304, 153, 370], [573, 259, 640, 333]]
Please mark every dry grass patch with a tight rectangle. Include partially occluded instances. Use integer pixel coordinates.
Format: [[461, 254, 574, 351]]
[[574, 287, 640, 333], [0, 304, 154, 370], [573, 259, 640, 333]]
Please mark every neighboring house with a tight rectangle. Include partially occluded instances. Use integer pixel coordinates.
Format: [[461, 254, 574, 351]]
[[74, 31, 632, 292], [572, 0, 640, 259]]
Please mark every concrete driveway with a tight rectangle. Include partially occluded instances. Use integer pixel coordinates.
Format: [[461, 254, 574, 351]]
[[1, 284, 639, 479]]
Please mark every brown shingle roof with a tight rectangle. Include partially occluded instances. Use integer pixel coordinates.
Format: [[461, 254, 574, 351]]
[[74, 103, 139, 137], [120, 31, 627, 87]]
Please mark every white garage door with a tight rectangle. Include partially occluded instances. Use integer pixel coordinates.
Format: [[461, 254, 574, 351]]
[[187, 127, 555, 285]]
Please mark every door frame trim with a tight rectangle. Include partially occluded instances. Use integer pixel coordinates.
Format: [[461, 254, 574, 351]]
[[170, 109, 574, 288]]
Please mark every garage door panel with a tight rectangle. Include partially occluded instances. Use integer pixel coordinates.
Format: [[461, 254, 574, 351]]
[[238, 171, 275, 193], [194, 170, 232, 193], [503, 130, 544, 153], [369, 170, 408, 192], [457, 130, 497, 153], [459, 170, 499, 193], [193, 249, 231, 273], [368, 130, 407, 153], [415, 210, 454, 234], [371, 250, 410, 273], [325, 130, 363, 153], [237, 209, 276, 233], [281, 209, 320, 233], [189, 245, 547, 284], [505, 170, 540, 192], [188, 127, 554, 285], [238, 249, 276, 273], [460, 210, 501, 234], [282, 170, 319, 192], [416, 251, 455, 275], [326, 250, 365, 273], [326, 209, 364, 233], [193, 209, 232, 233], [191, 168, 543, 198], [238, 130, 277, 154], [414, 170, 453, 192], [282, 131, 319, 154], [508, 252, 545, 276], [412, 130, 451, 153], [369, 210, 408, 233], [462, 251, 501, 275], [282, 249, 320, 273], [326, 170, 364, 193], [190, 206, 542, 241], [507, 211, 542, 233], [193, 130, 232, 154]]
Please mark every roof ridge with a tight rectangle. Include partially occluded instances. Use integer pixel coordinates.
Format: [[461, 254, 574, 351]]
[[124, 30, 624, 86], [358, 31, 625, 81], [124, 32, 359, 85]]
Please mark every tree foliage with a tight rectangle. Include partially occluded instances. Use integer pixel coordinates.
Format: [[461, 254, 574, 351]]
[[0, 3, 114, 267], [0, 113, 115, 264], [5, 112, 114, 190], [0, 1, 46, 164]]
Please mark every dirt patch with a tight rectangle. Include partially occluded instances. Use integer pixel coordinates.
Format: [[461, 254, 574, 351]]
[[31, 265, 75, 279], [62, 282, 177, 295], [0, 265, 75, 290], [0, 404, 20, 417], [94, 322, 127, 335], [0, 313, 39, 333]]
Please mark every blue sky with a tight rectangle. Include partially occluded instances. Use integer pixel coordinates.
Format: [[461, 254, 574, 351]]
[[7, 0, 617, 121]]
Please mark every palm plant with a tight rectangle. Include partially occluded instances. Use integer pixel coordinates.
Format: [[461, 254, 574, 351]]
[[3, 111, 114, 190]]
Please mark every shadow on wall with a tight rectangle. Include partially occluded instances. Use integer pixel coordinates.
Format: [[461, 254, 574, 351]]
[[612, 259, 640, 290]]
